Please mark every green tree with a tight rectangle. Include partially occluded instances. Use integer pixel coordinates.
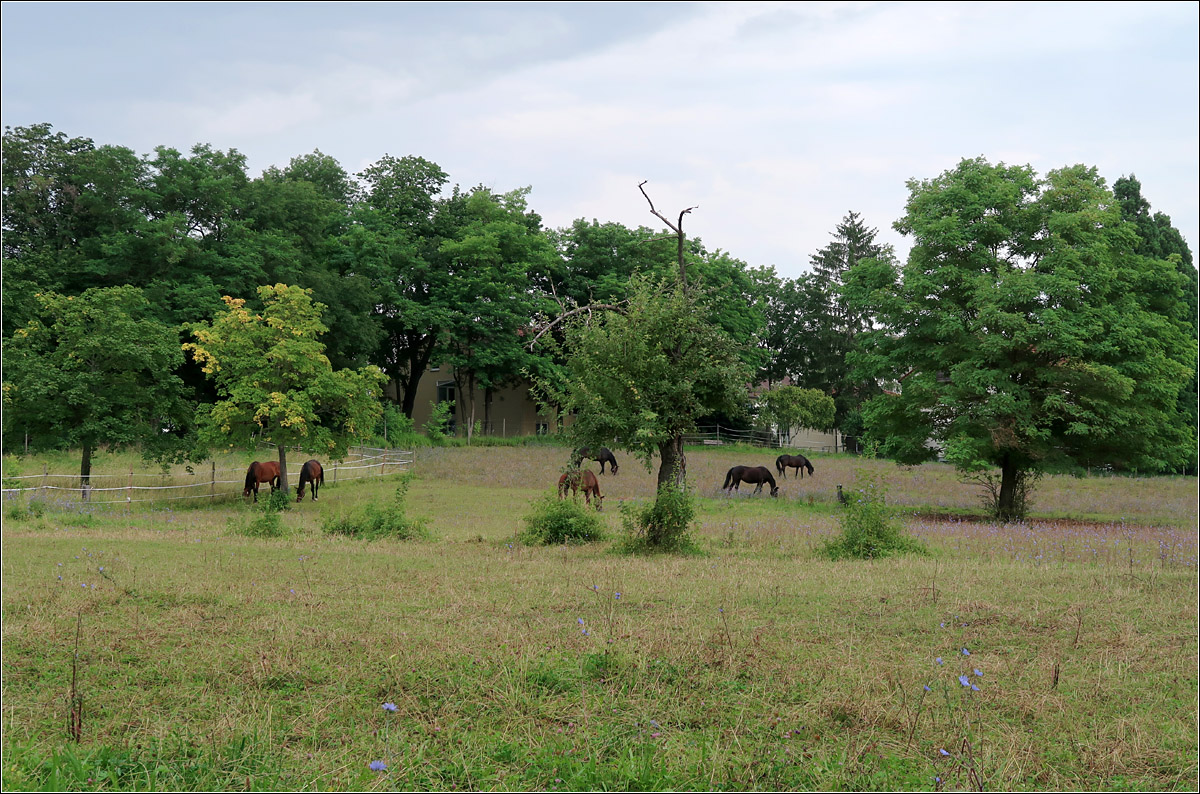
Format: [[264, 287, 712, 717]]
[[2, 286, 192, 489], [758, 385, 836, 440], [184, 283, 386, 491], [847, 158, 1195, 520], [439, 187, 556, 441], [539, 273, 752, 500]]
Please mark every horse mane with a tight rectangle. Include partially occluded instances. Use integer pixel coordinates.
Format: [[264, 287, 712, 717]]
[[244, 462, 258, 490]]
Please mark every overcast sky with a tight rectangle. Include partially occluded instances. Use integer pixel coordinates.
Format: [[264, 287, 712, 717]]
[[3, 1, 1197, 280]]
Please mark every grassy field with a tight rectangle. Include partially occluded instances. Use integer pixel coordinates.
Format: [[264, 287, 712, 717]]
[[2, 444, 1197, 791]]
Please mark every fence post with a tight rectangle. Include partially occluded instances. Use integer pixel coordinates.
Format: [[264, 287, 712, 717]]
[[334, 460, 338, 484], [42, 464, 48, 494], [211, 461, 216, 500], [128, 467, 133, 505]]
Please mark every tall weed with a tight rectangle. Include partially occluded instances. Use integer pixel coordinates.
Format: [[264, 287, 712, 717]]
[[819, 471, 927, 560]]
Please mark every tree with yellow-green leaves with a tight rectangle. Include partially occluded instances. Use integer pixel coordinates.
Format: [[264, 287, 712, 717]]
[[185, 283, 385, 492]]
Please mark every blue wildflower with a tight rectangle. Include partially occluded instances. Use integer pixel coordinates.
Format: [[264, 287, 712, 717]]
[[959, 675, 970, 687], [973, 668, 982, 677], [936, 657, 944, 665], [923, 685, 931, 692], [382, 702, 397, 712], [939, 749, 950, 756], [961, 648, 970, 656], [369, 760, 387, 771]]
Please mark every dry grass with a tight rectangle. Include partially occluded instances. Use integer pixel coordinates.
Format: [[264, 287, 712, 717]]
[[2, 444, 1196, 790]]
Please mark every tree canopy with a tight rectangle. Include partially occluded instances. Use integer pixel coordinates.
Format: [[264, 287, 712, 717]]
[[3, 286, 193, 487], [184, 283, 386, 490], [847, 158, 1195, 520]]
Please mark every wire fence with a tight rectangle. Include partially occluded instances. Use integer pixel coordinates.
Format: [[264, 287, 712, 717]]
[[0, 445, 414, 506], [683, 425, 847, 453]]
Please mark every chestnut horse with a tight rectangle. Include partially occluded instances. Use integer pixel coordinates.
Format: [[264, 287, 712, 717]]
[[296, 459, 324, 502], [558, 469, 604, 510], [775, 453, 814, 479], [722, 465, 779, 497], [243, 461, 281, 502]]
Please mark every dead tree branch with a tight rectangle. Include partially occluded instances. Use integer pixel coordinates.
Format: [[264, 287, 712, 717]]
[[638, 180, 696, 286]]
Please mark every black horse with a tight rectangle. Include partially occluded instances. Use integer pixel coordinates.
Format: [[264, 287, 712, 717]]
[[776, 453, 814, 479], [573, 446, 619, 475], [723, 465, 779, 497], [296, 459, 324, 502]]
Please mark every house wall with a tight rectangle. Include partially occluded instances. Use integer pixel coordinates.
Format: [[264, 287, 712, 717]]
[[407, 364, 558, 437]]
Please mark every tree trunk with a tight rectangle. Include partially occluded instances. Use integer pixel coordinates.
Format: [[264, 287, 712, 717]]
[[80, 442, 92, 500], [399, 337, 436, 419], [996, 453, 1019, 522], [277, 445, 290, 494], [656, 435, 687, 493]]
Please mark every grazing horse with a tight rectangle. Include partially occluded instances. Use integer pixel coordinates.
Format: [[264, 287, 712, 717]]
[[243, 461, 281, 502], [558, 469, 605, 510], [296, 459, 324, 502], [572, 446, 620, 475], [776, 453, 814, 479], [723, 465, 779, 497]]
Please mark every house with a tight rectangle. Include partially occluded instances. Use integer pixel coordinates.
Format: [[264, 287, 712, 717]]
[[407, 364, 559, 437]]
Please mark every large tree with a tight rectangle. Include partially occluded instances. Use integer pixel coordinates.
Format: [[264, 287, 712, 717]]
[[2, 286, 193, 489], [538, 273, 752, 500], [847, 158, 1194, 520], [184, 283, 386, 491]]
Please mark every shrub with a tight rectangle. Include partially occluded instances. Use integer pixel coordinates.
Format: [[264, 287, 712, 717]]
[[322, 476, 430, 541], [520, 492, 606, 545], [618, 481, 700, 554], [818, 472, 926, 560], [235, 489, 290, 538]]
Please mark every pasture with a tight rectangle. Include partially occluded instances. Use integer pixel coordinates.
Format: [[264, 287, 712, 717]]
[[2, 445, 1196, 791]]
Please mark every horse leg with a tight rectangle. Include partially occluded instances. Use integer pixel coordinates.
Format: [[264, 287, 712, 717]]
[[754, 482, 763, 494]]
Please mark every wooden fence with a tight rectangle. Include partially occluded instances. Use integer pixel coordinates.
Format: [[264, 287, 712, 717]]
[[1, 446, 414, 507]]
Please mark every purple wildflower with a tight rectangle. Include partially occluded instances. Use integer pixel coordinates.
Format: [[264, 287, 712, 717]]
[[369, 760, 387, 772], [382, 702, 397, 712]]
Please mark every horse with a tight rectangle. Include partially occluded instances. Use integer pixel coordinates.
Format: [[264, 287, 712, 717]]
[[776, 453, 814, 479], [296, 459, 324, 502], [558, 469, 604, 510], [723, 465, 779, 497], [574, 446, 619, 475], [243, 461, 281, 502]]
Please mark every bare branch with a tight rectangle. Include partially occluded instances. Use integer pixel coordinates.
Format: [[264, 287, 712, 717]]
[[527, 301, 628, 349]]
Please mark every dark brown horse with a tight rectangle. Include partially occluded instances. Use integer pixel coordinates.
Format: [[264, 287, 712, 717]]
[[723, 465, 779, 497], [558, 469, 604, 510], [296, 459, 324, 502], [243, 461, 281, 502], [572, 446, 619, 475], [776, 453, 814, 479]]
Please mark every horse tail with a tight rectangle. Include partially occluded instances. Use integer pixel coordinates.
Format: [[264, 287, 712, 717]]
[[723, 468, 734, 489], [775, 455, 785, 475]]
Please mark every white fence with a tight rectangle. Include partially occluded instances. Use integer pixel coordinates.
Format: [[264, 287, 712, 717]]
[[1, 446, 414, 506]]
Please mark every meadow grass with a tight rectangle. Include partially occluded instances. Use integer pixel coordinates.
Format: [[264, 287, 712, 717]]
[[2, 445, 1196, 790]]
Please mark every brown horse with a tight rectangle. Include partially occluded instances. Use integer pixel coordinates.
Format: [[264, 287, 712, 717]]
[[723, 465, 779, 497], [775, 453, 814, 479], [296, 459, 324, 502], [243, 461, 281, 502], [558, 469, 604, 510]]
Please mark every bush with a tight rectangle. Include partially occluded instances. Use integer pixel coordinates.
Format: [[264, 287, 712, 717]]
[[618, 482, 700, 554], [818, 473, 926, 560], [322, 476, 430, 541], [520, 492, 607, 545], [235, 488, 290, 538]]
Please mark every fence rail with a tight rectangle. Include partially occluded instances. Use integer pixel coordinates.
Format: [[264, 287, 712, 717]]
[[1, 445, 414, 506], [683, 425, 845, 453]]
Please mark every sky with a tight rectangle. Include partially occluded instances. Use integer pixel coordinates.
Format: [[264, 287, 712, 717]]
[[3, 1, 1197, 280]]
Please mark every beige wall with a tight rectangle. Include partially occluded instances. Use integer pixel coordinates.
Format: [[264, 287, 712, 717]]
[[407, 364, 559, 437]]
